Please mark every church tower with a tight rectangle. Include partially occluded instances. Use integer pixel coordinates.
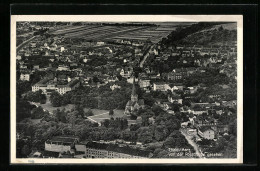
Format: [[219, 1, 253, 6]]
[[131, 77, 138, 102]]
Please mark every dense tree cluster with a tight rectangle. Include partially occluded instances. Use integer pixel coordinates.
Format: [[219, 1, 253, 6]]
[[102, 117, 128, 130], [24, 90, 47, 104], [183, 68, 230, 87], [160, 22, 222, 47]]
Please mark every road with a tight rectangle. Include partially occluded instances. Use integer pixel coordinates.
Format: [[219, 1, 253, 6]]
[[139, 45, 154, 68], [16, 35, 38, 52], [180, 128, 204, 158]]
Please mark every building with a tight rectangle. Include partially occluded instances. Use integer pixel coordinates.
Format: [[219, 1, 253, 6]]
[[139, 79, 151, 89], [85, 142, 152, 159], [16, 55, 22, 60], [110, 84, 121, 91], [120, 68, 132, 78], [167, 68, 188, 81], [56, 65, 70, 71], [168, 94, 183, 104], [45, 136, 79, 153], [153, 82, 168, 91], [124, 77, 144, 115], [197, 127, 215, 140], [32, 78, 80, 95], [20, 73, 30, 81]]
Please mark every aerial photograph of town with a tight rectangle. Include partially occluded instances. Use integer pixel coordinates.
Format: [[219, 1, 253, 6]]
[[15, 20, 238, 159]]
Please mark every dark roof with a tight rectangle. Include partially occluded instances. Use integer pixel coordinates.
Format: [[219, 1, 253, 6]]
[[86, 142, 151, 157], [49, 136, 79, 143], [68, 79, 80, 88], [42, 150, 60, 158], [199, 126, 214, 132]]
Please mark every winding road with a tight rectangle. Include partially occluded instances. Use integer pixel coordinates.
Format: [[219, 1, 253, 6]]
[[180, 128, 204, 158]]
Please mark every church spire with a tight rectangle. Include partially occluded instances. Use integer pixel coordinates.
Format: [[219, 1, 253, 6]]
[[131, 76, 138, 102]]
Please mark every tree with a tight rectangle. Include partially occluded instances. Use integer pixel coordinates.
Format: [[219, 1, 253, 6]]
[[183, 100, 191, 107], [138, 130, 153, 144], [21, 145, 31, 157], [54, 108, 67, 123], [31, 106, 45, 119], [109, 109, 114, 117], [50, 91, 62, 107], [130, 124, 140, 131], [67, 112, 77, 128], [103, 119, 110, 128], [75, 104, 85, 118], [86, 109, 94, 116]]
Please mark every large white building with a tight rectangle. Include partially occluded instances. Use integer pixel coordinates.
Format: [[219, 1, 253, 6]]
[[32, 78, 80, 95], [45, 136, 79, 153], [85, 142, 152, 159]]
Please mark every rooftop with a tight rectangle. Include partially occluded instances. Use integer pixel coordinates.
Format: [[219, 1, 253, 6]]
[[48, 136, 79, 143], [86, 142, 151, 157]]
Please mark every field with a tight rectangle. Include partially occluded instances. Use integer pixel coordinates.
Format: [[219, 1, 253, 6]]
[[33, 101, 75, 114], [33, 98, 136, 125], [83, 108, 136, 125], [50, 24, 176, 43]]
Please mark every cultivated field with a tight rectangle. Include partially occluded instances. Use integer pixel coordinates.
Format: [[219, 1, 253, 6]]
[[50, 24, 176, 43]]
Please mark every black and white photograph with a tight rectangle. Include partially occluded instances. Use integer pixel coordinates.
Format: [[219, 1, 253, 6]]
[[10, 15, 243, 164]]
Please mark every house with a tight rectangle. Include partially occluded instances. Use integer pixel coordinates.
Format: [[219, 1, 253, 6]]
[[33, 65, 40, 70], [20, 73, 30, 81], [168, 94, 183, 104], [107, 76, 118, 82], [163, 102, 173, 111], [56, 65, 70, 71], [170, 83, 184, 91], [187, 87, 197, 94], [120, 68, 132, 78], [97, 41, 105, 46], [198, 126, 215, 140], [217, 125, 229, 134], [167, 68, 188, 81], [45, 136, 79, 153], [110, 84, 121, 91], [16, 55, 22, 60], [139, 79, 151, 89], [153, 82, 167, 91], [20, 65, 27, 69], [193, 108, 208, 115]]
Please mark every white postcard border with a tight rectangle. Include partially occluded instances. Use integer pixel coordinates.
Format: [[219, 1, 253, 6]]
[[10, 15, 243, 164]]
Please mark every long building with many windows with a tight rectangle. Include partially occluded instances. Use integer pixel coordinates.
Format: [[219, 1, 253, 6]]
[[85, 142, 152, 159], [32, 78, 80, 95]]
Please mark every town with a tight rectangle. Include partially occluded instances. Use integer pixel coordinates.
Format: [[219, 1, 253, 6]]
[[16, 21, 237, 159]]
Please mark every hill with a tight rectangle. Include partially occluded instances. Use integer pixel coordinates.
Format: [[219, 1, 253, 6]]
[[179, 23, 237, 46]]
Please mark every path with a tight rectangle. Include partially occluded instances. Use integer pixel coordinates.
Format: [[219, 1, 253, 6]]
[[16, 35, 38, 52], [86, 111, 109, 125], [139, 45, 154, 68], [180, 128, 204, 158]]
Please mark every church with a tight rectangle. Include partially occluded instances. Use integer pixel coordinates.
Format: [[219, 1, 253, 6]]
[[124, 77, 145, 115]]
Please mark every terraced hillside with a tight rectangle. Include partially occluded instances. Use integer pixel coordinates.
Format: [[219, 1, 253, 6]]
[[49, 24, 176, 43]]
